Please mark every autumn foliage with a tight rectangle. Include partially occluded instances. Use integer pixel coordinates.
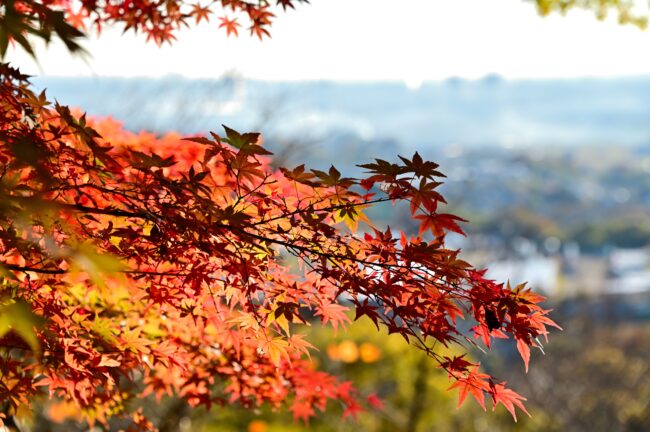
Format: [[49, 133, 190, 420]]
[[0, 0, 559, 429], [0, 0, 307, 56]]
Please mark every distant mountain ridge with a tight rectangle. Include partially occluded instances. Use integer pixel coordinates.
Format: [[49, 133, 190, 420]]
[[34, 75, 650, 153]]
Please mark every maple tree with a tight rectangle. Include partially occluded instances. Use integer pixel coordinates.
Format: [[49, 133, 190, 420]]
[[0, 0, 561, 430]]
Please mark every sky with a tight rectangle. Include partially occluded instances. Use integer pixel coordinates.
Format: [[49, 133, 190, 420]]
[[10, 0, 650, 85]]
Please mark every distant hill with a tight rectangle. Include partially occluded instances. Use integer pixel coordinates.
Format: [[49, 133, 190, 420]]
[[34, 75, 650, 165]]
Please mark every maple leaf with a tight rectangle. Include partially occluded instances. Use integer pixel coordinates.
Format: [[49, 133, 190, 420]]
[[408, 178, 446, 215], [288, 333, 315, 357], [415, 212, 463, 237], [250, 24, 272, 39], [398, 152, 446, 179], [334, 204, 370, 232], [191, 5, 212, 24], [358, 158, 402, 178], [352, 299, 380, 330], [448, 366, 490, 411], [290, 400, 315, 423], [516, 336, 531, 373], [97, 356, 121, 368], [261, 337, 290, 366], [314, 302, 351, 332], [219, 17, 241, 37], [439, 355, 474, 374], [65, 9, 87, 30], [277, 0, 296, 10], [280, 164, 318, 186], [342, 399, 364, 419], [436, 213, 467, 235], [366, 393, 385, 410], [119, 329, 152, 354], [490, 381, 530, 422]]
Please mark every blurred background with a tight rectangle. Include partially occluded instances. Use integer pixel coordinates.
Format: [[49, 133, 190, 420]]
[[17, 0, 650, 430]]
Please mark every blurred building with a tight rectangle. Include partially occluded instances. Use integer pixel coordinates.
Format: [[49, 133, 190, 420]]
[[485, 256, 560, 296]]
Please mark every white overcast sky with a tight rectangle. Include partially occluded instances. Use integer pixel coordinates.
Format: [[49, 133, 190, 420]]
[[9, 0, 650, 84]]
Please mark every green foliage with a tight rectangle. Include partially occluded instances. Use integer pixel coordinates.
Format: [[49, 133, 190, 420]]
[[571, 218, 650, 251], [533, 0, 649, 27], [0, 299, 44, 352]]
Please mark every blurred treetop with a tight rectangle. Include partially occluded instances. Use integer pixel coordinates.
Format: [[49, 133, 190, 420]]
[[533, 0, 649, 27]]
